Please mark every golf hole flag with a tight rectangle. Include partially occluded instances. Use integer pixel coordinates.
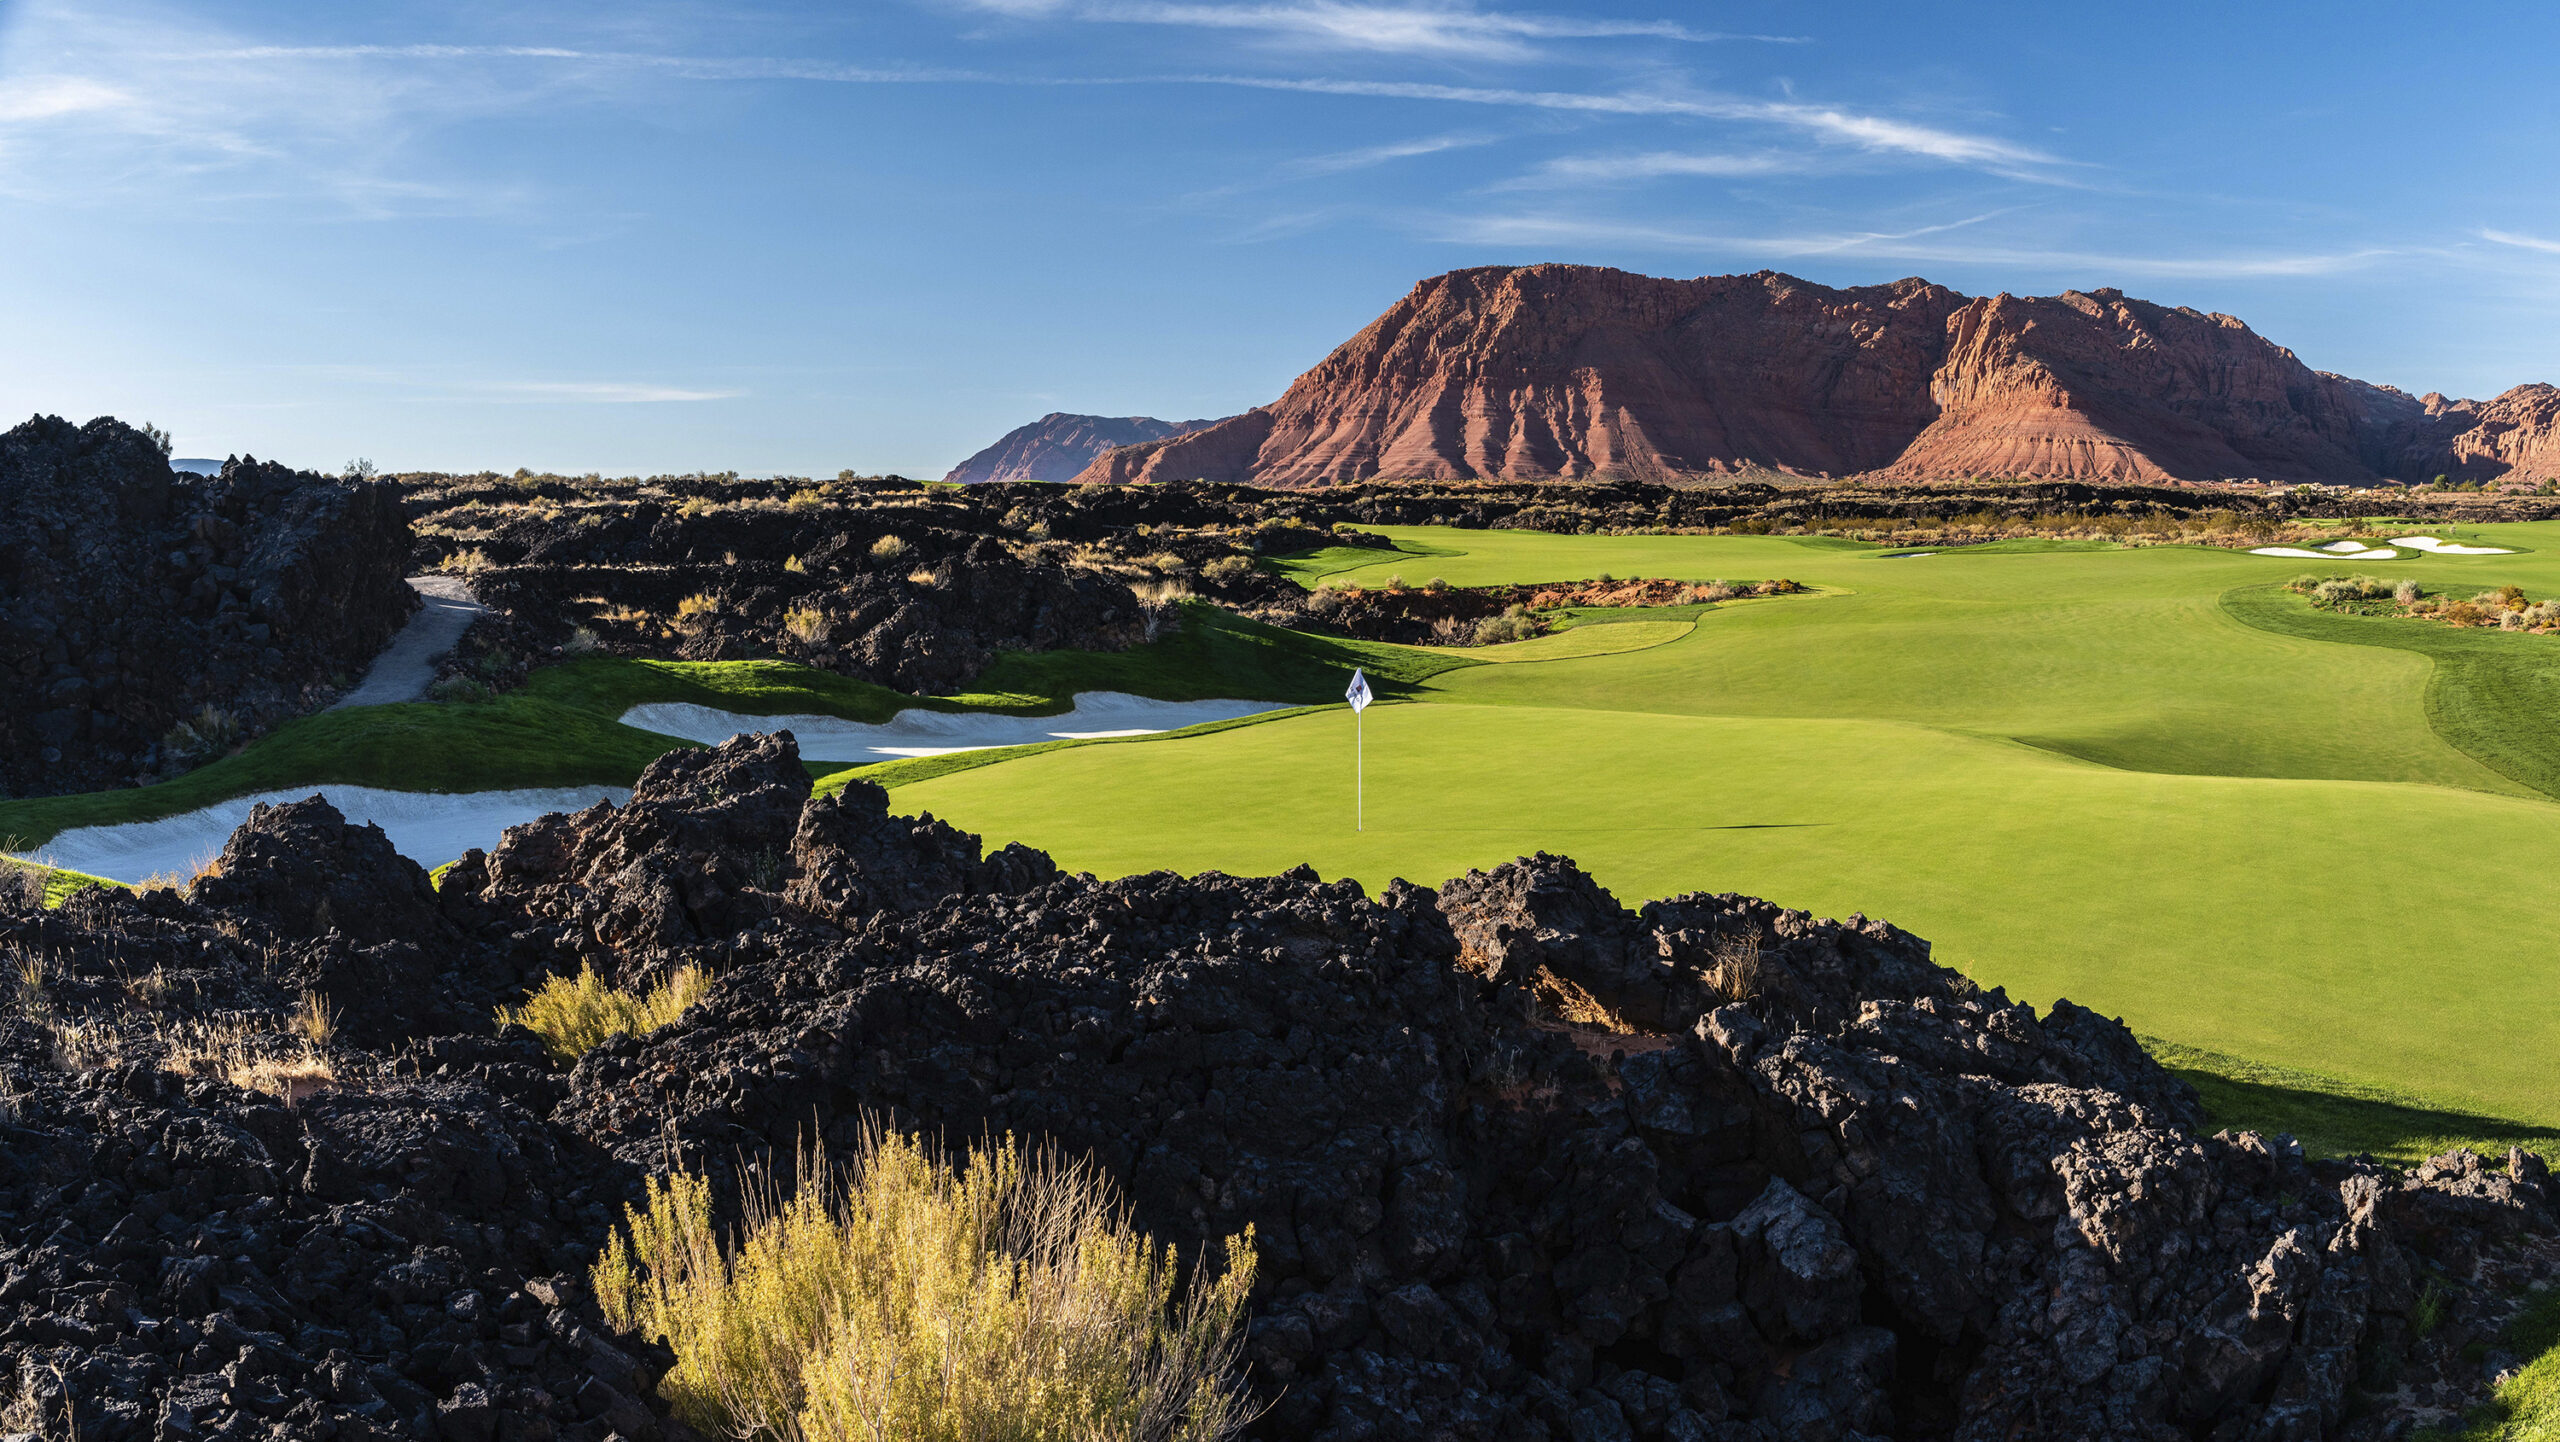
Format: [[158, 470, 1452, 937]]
[[1347, 668, 1372, 830]]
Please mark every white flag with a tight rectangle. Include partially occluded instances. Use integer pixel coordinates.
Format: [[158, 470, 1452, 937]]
[[1345, 668, 1372, 713]]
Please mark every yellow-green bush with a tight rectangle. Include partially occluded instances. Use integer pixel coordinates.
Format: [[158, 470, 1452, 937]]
[[592, 1128, 1257, 1442], [497, 964, 703, 1063]]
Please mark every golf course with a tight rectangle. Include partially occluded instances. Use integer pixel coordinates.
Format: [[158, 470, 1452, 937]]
[[888, 522, 2560, 1144], [15, 519, 2560, 1153]]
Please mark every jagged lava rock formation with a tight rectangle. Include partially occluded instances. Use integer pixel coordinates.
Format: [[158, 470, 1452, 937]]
[[0, 416, 414, 798], [1078, 265, 2560, 488], [10, 730, 2552, 1441], [943, 412, 1223, 484]]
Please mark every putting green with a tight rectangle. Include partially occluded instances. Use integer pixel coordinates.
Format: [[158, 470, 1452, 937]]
[[899, 522, 2560, 1129]]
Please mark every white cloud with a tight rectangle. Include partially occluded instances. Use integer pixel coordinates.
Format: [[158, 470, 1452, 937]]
[[1281, 132, 1493, 176], [1435, 211, 2390, 278], [952, 2, 1798, 60], [2481, 228, 2560, 255], [477, 382, 743, 404], [1196, 76, 2061, 176], [1495, 149, 1798, 188]]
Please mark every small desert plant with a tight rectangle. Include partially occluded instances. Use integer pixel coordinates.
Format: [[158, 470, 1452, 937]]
[[1470, 606, 1536, 646], [162, 704, 245, 765], [1201, 555, 1254, 584], [906, 566, 949, 588], [678, 495, 717, 518], [564, 626, 604, 656], [783, 606, 829, 645], [1708, 933, 1763, 1003], [2394, 578, 2423, 605], [0, 861, 44, 912], [1133, 580, 1194, 642], [292, 990, 337, 1047], [498, 964, 705, 1063], [783, 554, 807, 574], [1424, 576, 1449, 592], [440, 546, 494, 575], [786, 488, 826, 513], [427, 675, 496, 705], [870, 534, 909, 561], [592, 1127, 1259, 1442], [676, 593, 723, 627]]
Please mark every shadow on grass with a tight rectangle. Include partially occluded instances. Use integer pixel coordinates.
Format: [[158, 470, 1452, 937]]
[[2145, 1036, 2560, 1166]]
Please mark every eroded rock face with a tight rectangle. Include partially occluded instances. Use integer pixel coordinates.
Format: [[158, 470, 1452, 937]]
[[8, 732, 2553, 1441], [0, 415, 415, 797], [1074, 265, 2560, 487], [943, 412, 1226, 484]]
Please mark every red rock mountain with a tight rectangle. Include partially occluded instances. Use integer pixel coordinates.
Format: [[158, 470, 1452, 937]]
[[1075, 266, 2560, 487], [943, 412, 1222, 484]]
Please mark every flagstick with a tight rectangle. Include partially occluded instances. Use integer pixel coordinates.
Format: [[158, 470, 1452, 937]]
[[1356, 707, 1364, 832]]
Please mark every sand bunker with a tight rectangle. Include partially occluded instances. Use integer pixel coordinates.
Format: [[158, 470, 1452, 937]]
[[2320, 540, 2370, 553], [29, 784, 631, 884], [619, 693, 1287, 763], [2390, 535, 2516, 555], [2250, 546, 2398, 559]]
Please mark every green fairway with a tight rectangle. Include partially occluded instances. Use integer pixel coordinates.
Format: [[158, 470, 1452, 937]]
[[891, 521, 2560, 1130]]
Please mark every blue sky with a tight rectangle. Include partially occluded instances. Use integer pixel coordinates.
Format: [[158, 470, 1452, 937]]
[[2, 0, 2556, 476]]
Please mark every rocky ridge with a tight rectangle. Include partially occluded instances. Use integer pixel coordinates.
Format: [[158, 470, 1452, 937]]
[[1075, 266, 2560, 488], [4, 730, 2553, 1440], [0, 416, 415, 798], [943, 412, 1225, 485]]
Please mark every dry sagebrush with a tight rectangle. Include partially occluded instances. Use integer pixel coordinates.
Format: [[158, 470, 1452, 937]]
[[593, 1127, 1259, 1442]]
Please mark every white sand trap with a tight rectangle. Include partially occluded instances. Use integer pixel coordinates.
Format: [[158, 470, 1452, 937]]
[[2251, 545, 2400, 559], [2321, 540, 2370, 553], [619, 693, 1288, 763], [29, 785, 629, 885], [2391, 535, 2515, 554], [2250, 547, 2338, 558]]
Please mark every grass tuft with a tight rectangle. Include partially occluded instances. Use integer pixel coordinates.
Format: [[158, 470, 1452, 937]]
[[498, 964, 704, 1063], [593, 1127, 1258, 1442]]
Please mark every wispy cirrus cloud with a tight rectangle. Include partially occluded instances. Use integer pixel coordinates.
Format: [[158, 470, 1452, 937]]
[[1493, 149, 1800, 188], [479, 382, 742, 404], [950, 1, 1803, 60], [1200, 76, 2060, 175], [2481, 228, 2560, 256], [1435, 211, 2390, 278]]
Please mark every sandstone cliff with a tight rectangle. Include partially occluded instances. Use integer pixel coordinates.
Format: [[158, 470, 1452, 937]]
[[943, 411, 1221, 484], [1077, 265, 2560, 487]]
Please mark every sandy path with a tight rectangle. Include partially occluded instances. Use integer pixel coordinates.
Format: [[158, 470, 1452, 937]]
[[333, 576, 485, 709]]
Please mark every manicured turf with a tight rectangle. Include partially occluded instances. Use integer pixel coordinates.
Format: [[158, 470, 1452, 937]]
[[893, 522, 2560, 1131]]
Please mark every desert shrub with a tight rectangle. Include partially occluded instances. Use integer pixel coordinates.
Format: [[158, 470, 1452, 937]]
[[1134, 580, 1194, 642], [2481, 585, 2529, 610], [1424, 576, 1449, 592], [2526, 600, 2560, 628], [678, 496, 716, 518], [1200, 555, 1254, 584], [427, 676, 495, 705], [439, 547, 493, 575], [870, 534, 908, 561], [783, 606, 828, 645], [1141, 551, 1191, 575], [498, 964, 704, 1063], [676, 593, 722, 625], [1471, 606, 1536, 646], [564, 626, 603, 656], [0, 862, 43, 912], [162, 704, 244, 766], [592, 1127, 1258, 1442], [786, 489, 826, 513], [1708, 933, 1762, 1003], [783, 554, 808, 574], [2443, 600, 2494, 627], [2394, 578, 2423, 605], [906, 566, 949, 588]]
